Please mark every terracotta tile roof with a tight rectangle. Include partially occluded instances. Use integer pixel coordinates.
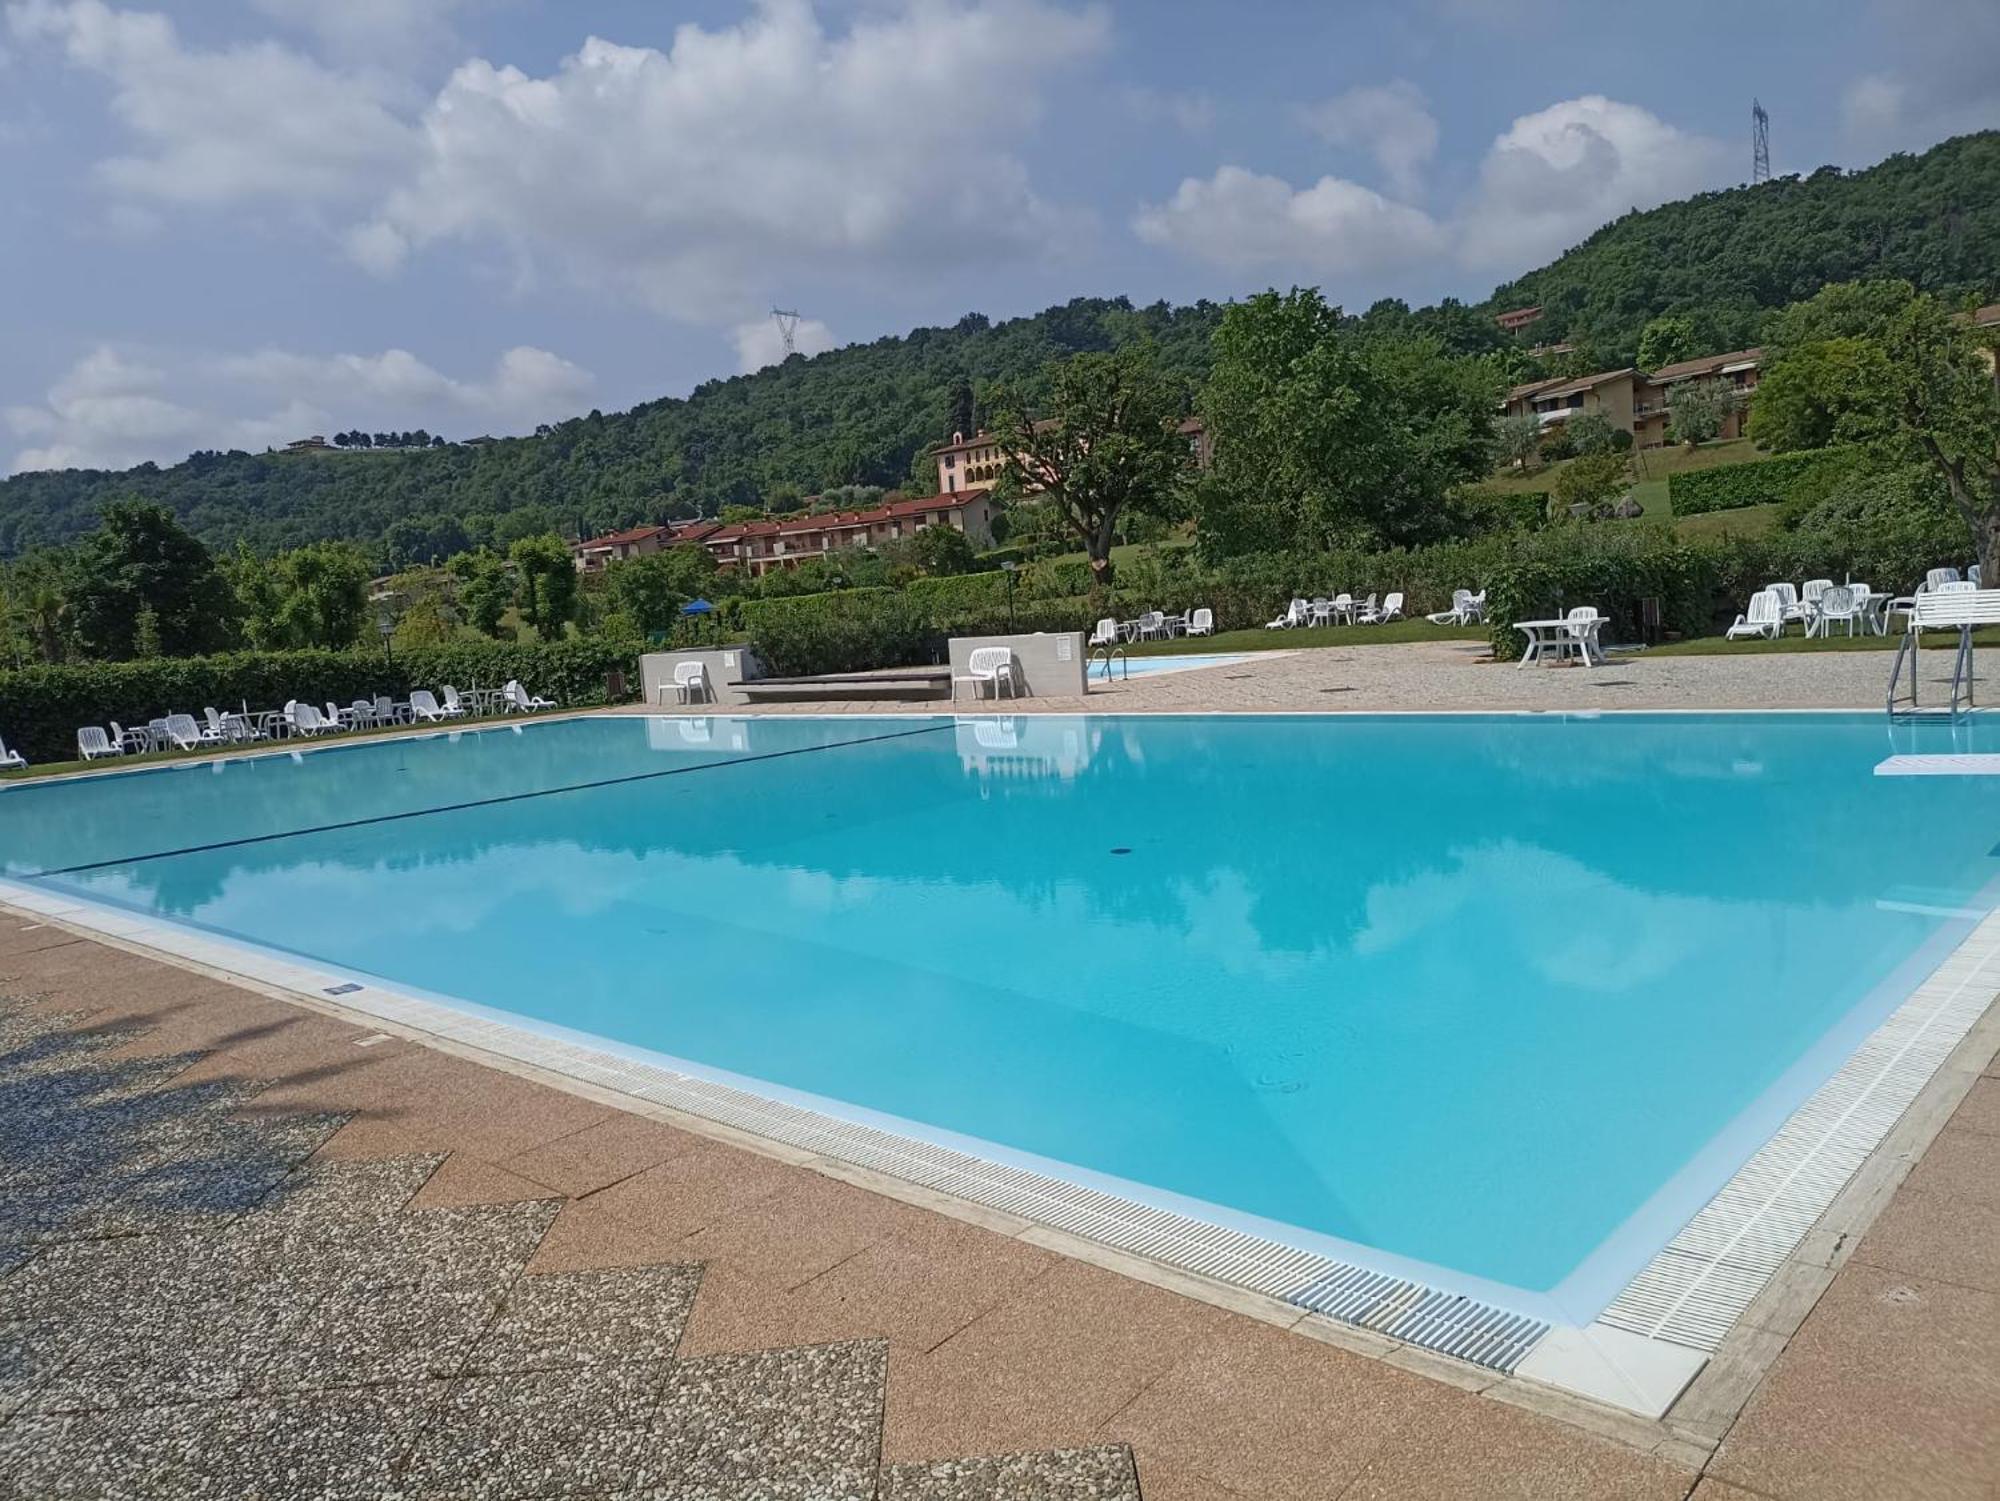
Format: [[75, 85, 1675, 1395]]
[[1645, 348, 1763, 383], [573, 523, 668, 551], [694, 490, 991, 546]]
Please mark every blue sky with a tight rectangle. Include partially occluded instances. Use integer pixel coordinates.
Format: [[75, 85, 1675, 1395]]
[[3, 0, 1994, 474]]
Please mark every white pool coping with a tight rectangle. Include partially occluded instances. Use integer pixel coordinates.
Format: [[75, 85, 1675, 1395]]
[[4, 705, 1997, 1422]]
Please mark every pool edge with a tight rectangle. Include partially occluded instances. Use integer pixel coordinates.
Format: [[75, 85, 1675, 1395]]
[[3, 856, 1996, 1430]]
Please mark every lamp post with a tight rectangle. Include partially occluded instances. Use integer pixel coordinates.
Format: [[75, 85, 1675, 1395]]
[[377, 609, 394, 666], [1002, 560, 1018, 632]]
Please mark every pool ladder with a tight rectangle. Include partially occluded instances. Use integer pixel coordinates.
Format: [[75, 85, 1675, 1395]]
[[1089, 643, 1129, 682]]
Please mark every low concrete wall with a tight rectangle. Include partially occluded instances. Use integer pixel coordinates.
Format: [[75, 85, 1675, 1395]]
[[946, 632, 1087, 700], [639, 647, 765, 709]]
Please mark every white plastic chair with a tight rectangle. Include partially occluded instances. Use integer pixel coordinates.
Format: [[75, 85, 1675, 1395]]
[[1809, 584, 1862, 637], [1186, 607, 1214, 637], [1090, 617, 1118, 649], [954, 646, 1021, 700], [0, 737, 24, 770], [374, 695, 403, 725], [667, 661, 712, 705], [162, 714, 205, 751], [1136, 610, 1166, 640], [1765, 582, 1804, 631], [1925, 567, 1961, 592], [290, 703, 330, 737], [109, 720, 146, 754], [1428, 589, 1474, 625], [503, 680, 554, 712], [200, 707, 229, 743], [77, 726, 119, 760], [1309, 597, 1333, 627], [440, 686, 470, 718], [1727, 590, 1781, 640], [1363, 591, 1404, 624], [1464, 590, 1487, 623], [1564, 606, 1607, 665]]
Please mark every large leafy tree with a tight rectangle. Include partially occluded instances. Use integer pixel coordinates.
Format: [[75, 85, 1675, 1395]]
[[1637, 315, 1700, 370], [1667, 378, 1734, 445], [1752, 280, 2000, 576], [987, 347, 1192, 587], [1194, 288, 1498, 556], [605, 545, 719, 635], [274, 541, 373, 649], [509, 534, 579, 638], [68, 500, 237, 659]]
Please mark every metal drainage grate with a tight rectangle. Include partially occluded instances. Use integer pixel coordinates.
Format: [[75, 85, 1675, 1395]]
[[1285, 1265, 1551, 1373]]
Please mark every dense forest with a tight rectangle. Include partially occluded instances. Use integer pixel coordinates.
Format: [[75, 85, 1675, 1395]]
[[1487, 131, 2000, 364], [3, 131, 1994, 562]]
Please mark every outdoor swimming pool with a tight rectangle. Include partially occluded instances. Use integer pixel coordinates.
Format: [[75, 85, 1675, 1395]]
[[1088, 651, 1249, 679], [3, 712, 1995, 1329]]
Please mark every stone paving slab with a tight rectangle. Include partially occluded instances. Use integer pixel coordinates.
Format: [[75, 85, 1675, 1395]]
[[879, 1444, 1141, 1500], [644, 1340, 887, 1500], [3, 926, 1996, 1499]]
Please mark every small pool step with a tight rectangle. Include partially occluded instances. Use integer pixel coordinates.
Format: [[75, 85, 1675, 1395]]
[[1874, 754, 2000, 776]]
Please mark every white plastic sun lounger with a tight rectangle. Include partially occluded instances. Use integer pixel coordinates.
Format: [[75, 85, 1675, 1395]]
[[0, 737, 24, 770], [1727, 590, 1781, 640], [408, 690, 448, 723], [77, 726, 120, 760], [1186, 607, 1214, 637], [503, 680, 554, 712]]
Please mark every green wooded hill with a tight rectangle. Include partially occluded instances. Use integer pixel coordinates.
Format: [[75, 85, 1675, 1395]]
[[1485, 131, 2000, 363], [3, 130, 1994, 561]]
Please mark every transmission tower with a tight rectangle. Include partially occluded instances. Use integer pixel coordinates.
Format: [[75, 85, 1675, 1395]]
[[1752, 100, 1771, 184], [771, 308, 804, 357]]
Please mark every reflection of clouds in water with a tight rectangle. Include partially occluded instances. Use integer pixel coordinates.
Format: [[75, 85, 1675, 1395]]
[[1354, 840, 1768, 993], [781, 866, 882, 911], [1170, 868, 1317, 981]]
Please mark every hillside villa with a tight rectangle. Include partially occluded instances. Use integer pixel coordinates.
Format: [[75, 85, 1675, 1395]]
[[932, 417, 1212, 494], [570, 489, 997, 578], [1504, 348, 1763, 446]]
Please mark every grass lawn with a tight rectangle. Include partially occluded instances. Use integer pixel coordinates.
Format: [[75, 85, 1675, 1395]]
[[1127, 620, 1487, 656], [1488, 438, 1763, 516], [0, 707, 555, 783], [1673, 502, 1785, 540]]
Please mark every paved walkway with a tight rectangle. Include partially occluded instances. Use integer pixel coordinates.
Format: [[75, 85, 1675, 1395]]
[[649, 639, 1991, 717], [1, 918, 1994, 1498]]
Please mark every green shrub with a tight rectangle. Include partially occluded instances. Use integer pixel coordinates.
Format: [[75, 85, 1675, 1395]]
[[1484, 525, 1720, 659], [0, 636, 640, 764], [736, 589, 934, 676], [1668, 449, 1854, 515], [902, 572, 1011, 611], [1445, 486, 1550, 535]]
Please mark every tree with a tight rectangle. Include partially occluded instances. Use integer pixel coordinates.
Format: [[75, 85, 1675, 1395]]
[[945, 374, 975, 440], [1637, 315, 1699, 371], [1551, 452, 1630, 516], [274, 541, 372, 649], [1747, 336, 1894, 452], [1194, 288, 1498, 557], [1667, 378, 1734, 445], [906, 523, 977, 576], [452, 550, 514, 637], [987, 347, 1191, 587], [68, 500, 237, 659], [509, 534, 578, 638], [1566, 410, 1624, 456], [1496, 412, 1542, 471], [605, 545, 717, 635]]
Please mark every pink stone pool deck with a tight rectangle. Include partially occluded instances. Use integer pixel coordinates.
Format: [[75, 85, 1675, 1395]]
[[5, 641, 1998, 1497], [2, 905, 1995, 1497], [644, 637, 1992, 717]]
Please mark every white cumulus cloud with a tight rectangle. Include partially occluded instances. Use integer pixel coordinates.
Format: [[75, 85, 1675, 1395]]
[[7, 0, 416, 204], [7, 343, 593, 473], [248, 0, 474, 60], [1456, 95, 1728, 269], [349, 0, 1111, 320], [1297, 80, 1438, 199], [1133, 164, 1444, 273]]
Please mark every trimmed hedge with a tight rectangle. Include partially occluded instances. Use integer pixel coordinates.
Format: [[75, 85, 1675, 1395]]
[[1668, 449, 1854, 516], [0, 636, 640, 765]]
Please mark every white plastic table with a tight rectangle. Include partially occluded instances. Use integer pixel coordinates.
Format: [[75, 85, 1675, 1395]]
[[1515, 617, 1606, 667]]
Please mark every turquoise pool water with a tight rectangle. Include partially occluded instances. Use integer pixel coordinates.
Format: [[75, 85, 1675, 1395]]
[[1088, 652, 1248, 679], [4, 712, 1995, 1320]]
